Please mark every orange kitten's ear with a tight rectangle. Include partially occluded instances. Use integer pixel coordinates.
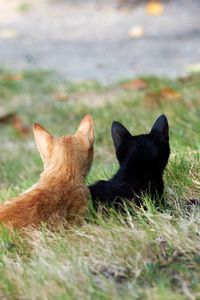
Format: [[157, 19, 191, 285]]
[[75, 114, 94, 147], [33, 123, 54, 163]]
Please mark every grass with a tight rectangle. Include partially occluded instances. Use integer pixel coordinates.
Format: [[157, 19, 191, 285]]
[[0, 69, 199, 299]]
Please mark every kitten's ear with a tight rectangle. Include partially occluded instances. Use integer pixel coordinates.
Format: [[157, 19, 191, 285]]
[[111, 121, 131, 162], [75, 114, 94, 148], [150, 115, 169, 140], [33, 123, 54, 163], [111, 121, 131, 151]]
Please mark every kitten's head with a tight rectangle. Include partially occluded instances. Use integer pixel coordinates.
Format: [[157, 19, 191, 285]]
[[111, 115, 170, 177], [33, 114, 94, 177]]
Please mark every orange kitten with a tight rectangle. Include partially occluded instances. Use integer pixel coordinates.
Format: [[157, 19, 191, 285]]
[[0, 114, 94, 229]]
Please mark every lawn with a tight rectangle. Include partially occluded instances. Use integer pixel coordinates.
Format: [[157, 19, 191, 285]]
[[0, 69, 199, 299]]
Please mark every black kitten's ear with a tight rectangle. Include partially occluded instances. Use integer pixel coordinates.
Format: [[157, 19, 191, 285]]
[[150, 115, 169, 140], [111, 121, 131, 151]]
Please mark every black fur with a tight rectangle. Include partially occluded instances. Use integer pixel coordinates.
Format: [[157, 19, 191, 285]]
[[89, 115, 170, 209]]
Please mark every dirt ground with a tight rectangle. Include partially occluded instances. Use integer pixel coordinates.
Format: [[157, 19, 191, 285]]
[[0, 0, 200, 83]]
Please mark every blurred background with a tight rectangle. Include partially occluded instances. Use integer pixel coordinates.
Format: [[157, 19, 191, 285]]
[[0, 0, 200, 84]]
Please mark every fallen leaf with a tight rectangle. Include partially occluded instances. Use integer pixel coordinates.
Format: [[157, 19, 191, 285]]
[[146, 0, 164, 15], [54, 91, 69, 101], [144, 87, 181, 110], [121, 79, 147, 90], [0, 112, 30, 135], [13, 116, 30, 135], [3, 73, 24, 82], [0, 112, 16, 124], [128, 26, 144, 39], [160, 87, 181, 101]]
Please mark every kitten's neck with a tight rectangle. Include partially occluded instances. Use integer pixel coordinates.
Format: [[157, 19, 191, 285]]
[[118, 164, 163, 181], [21, 169, 84, 196], [42, 163, 84, 181]]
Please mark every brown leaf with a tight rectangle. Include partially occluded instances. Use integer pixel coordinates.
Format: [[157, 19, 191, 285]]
[[121, 79, 147, 90], [0, 112, 16, 124], [54, 91, 69, 101], [0, 112, 30, 135], [3, 73, 24, 81], [146, 1, 164, 16], [13, 117, 30, 135], [160, 87, 181, 101], [144, 87, 181, 110]]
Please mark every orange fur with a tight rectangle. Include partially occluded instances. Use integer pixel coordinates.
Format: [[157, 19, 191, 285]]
[[0, 114, 94, 229]]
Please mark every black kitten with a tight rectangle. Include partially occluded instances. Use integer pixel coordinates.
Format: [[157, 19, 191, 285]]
[[89, 115, 170, 209]]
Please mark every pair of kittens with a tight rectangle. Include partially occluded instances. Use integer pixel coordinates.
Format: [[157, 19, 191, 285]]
[[0, 114, 169, 229]]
